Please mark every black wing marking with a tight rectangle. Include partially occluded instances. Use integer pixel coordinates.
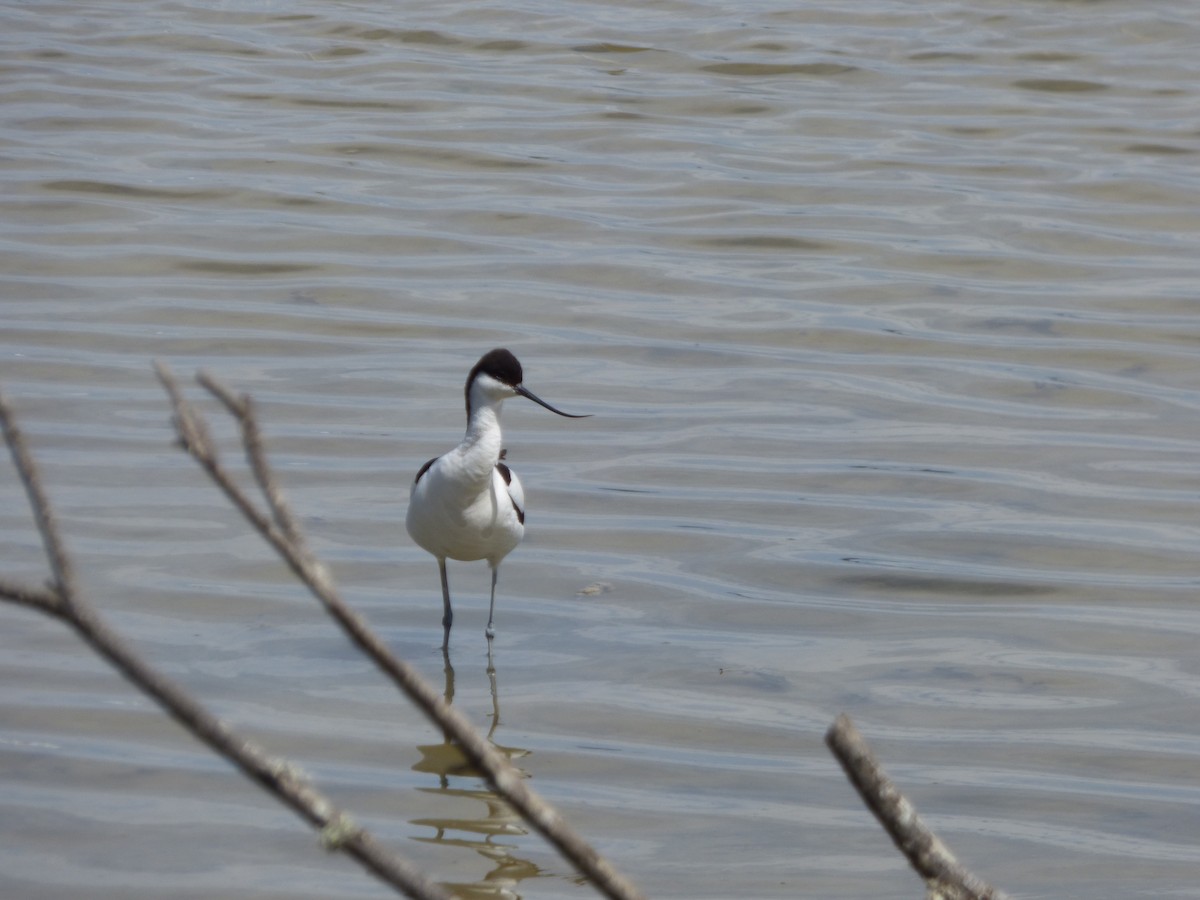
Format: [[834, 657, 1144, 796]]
[[495, 462, 525, 524], [414, 457, 438, 485]]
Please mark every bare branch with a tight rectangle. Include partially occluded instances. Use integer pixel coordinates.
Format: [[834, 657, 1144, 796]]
[[196, 370, 304, 548], [155, 360, 218, 461], [161, 368, 647, 900], [0, 575, 63, 615], [194, 367, 248, 419], [826, 714, 1009, 900], [0, 389, 77, 606], [61, 605, 454, 900], [156, 363, 293, 557], [1, 382, 454, 900]]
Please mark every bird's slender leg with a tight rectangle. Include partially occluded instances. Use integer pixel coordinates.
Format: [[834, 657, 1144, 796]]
[[438, 558, 452, 650], [441, 644, 456, 707], [485, 566, 499, 641], [440, 644, 456, 744], [486, 641, 500, 739]]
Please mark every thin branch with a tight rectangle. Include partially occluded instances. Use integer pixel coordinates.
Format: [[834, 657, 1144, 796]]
[[158, 364, 647, 900], [156, 362, 218, 461], [0, 390, 76, 606], [194, 370, 303, 547], [826, 714, 1009, 900], [0, 575, 62, 615], [156, 363, 291, 554], [0, 384, 453, 900]]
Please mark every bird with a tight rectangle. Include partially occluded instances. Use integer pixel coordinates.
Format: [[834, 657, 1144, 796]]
[[406, 348, 589, 649]]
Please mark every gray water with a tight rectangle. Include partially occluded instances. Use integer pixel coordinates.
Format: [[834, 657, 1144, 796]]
[[3, 1, 1200, 898]]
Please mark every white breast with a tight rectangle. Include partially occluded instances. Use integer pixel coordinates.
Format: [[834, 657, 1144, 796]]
[[406, 455, 525, 566]]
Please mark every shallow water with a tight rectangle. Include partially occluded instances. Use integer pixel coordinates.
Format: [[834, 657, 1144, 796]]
[[3, 1, 1200, 898]]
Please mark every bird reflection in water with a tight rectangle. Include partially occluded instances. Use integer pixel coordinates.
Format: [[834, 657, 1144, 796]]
[[411, 644, 539, 899]]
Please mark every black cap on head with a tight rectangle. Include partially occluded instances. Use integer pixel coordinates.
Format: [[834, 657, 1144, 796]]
[[466, 348, 522, 415], [471, 348, 523, 387], [464, 347, 590, 420]]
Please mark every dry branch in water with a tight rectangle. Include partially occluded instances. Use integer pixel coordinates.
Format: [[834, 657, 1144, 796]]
[[157, 363, 646, 900], [2, 372, 1014, 900], [1, 369, 642, 899], [826, 714, 1009, 900], [0, 388, 452, 900]]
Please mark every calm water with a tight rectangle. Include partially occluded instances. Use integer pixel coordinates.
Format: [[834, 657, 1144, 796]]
[[3, 1, 1200, 898]]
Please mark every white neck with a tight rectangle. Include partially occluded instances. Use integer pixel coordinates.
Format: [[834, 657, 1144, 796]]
[[455, 396, 504, 482]]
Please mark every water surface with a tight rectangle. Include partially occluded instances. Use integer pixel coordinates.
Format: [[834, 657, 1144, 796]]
[[3, 2, 1200, 898]]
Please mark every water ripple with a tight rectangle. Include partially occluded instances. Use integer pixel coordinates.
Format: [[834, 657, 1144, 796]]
[[3, 1, 1200, 898]]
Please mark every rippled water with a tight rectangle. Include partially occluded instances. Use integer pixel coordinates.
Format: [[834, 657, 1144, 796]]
[[3, 1, 1200, 898]]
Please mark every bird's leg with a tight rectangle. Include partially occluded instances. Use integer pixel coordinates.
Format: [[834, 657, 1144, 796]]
[[485, 565, 499, 641], [439, 558, 452, 650], [440, 644, 456, 743], [441, 643, 456, 708], [486, 641, 500, 740]]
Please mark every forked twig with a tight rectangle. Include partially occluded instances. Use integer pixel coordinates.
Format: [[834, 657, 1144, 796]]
[[826, 714, 1009, 900], [195, 371, 303, 545], [0, 388, 452, 900], [0, 390, 74, 613], [155, 363, 647, 900]]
